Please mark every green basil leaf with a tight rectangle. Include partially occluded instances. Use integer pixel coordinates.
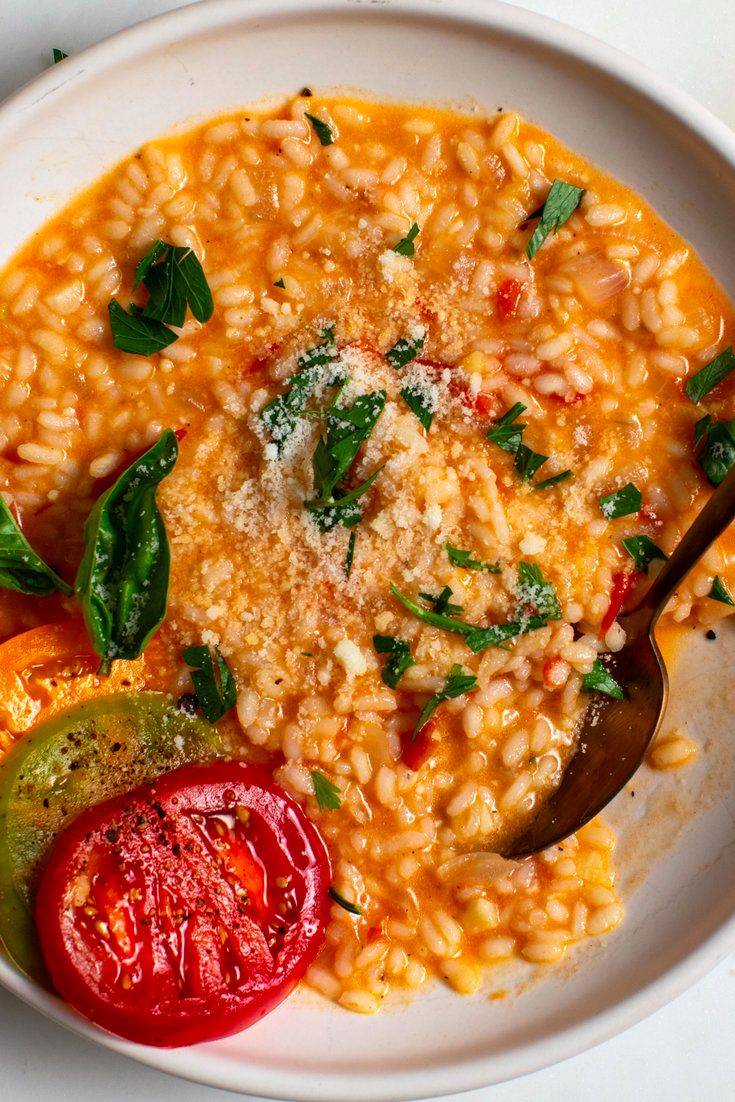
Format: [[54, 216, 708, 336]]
[[418, 586, 463, 615], [622, 535, 667, 573], [75, 429, 178, 674], [400, 383, 434, 430], [709, 576, 735, 606], [108, 299, 178, 355], [599, 482, 642, 519], [526, 180, 586, 260], [694, 416, 735, 486], [344, 531, 356, 577], [582, 658, 623, 700], [133, 239, 169, 290], [517, 561, 562, 620], [328, 886, 363, 915], [444, 542, 500, 573], [52, 48, 68, 63], [393, 223, 420, 257], [0, 497, 72, 596], [486, 402, 527, 454], [261, 329, 338, 449], [684, 346, 735, 404], [273, 278, 286, 288], [307, 465, 384, 531], [183, 643, 237, 723], [373, 634, 415, 689], [310, 770, 342, 811], [386, 332, 426, 370], [305, 112, 334, 146], [143, 249, 188, 327], [514, 442, 548, 481], [413, 663, 477, 739], [533, 469, 573, 490], [465, 615, 547, 654]]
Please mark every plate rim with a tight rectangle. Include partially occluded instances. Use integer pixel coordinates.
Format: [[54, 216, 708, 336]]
[[0, 0, 734, 1097]]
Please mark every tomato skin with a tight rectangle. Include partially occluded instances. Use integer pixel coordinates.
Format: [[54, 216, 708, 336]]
[[401, 716, 440, 771], [496, 277, 524, 320], [35, 761, 331, 1047], [600, 571, 638, 637]]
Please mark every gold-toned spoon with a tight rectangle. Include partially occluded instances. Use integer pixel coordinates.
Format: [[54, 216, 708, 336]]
[[502, 462, 735, 859]]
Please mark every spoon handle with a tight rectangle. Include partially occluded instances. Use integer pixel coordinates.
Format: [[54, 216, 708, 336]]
[[644, 461, 735, 626]]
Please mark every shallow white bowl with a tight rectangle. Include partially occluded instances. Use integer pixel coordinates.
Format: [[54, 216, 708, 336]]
[[1, 1, 734, 1098]]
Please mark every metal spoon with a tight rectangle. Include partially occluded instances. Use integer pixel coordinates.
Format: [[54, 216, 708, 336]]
[[502, 462, 735, 859]]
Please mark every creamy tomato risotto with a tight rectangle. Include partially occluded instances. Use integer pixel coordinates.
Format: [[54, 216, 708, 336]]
[[0, 93, 733, 1042]]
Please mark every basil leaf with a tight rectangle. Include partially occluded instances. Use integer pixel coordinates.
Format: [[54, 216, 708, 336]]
[[52, 48, 68, 63], [386, 332, 426, 370], [444, 542, 500, 573], [622, 535, 667, 573], [390, 583, 473, 636], [418, 586, 463, 615], [465, 615, 546, 654], [307, 466, 384, 532], [183, 643, 237, 723], [393, 223, 420, 257], [599, 482, 642, 519], [273, 278, 286, 288], [108, 299, 178, 355], [515, 443, 548, 481], [305, 112, 334, 146], [261, 328, 338, 449], [310, 770, 341, 811], [75, 430, 178, 674], [582, 658, 623, 700], [328, 886, 362, 915], [413, 663, 477, 739], [344, 531, 356, 577], [143, 249, 188, 327], [709, 576, 735, 606], [533, 470, 573, 490], [133, 239, 169, 290], [173, 247, 214, 323], [685, 346, 735, 404], [526, 180, 586, 260], [307, 390, 386, 529], [694, 416, 735, 486], [373, 634, 415, 689], [517, 561, 562, 620], [487, 402, 527, 453], [0, 497, 72, 596], [400, 383, 434, 430]]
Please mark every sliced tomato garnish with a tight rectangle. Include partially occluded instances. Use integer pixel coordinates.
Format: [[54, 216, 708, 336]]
[[496, 277, 524, 320], [35, 761, 331, 1047], [401, 715, 441, 772], [600, 571, 639, 637]]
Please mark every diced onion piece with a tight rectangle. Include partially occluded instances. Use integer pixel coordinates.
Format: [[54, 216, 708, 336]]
[[561, 251, 630, 307], [437, 851, 519, 885]]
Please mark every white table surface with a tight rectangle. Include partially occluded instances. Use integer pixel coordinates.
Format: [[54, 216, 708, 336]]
[[0, 1, 734, 1099]]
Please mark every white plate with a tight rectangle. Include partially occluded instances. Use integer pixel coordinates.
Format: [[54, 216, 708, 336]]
[[0, 1, 734, 1098]]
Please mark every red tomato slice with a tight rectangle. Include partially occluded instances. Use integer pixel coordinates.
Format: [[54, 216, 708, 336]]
[[496, 277, 523, 320], [35, 761, 331, 1047]]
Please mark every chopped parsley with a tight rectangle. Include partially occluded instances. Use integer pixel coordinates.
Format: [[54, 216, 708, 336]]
[[182, 644, 237, 723], [329, 886, 363, 915], [393, 222, 420, 257], [306, 390, 386, 530], [514, 442, 549, 482], [582, 658, 624, 700], [599, 482, 642, 519], [412, 663, 478, 739], [373, 635, 415, 689], [261, 327, 339, 449], [533, 469, 573, 491], [273, 277, 286, 288], [305, 112, 334, 146], [693, 414, 735, 486], [684, 346, 735, 404], [709, 576, 735, 606], [516, 562, 562, 621], [386, 331, 426, 369], [310, 770, 342, 811], [52, 48, 68, 63], [344, 531, 356, 577], [526, 180, 586, 260], [622, 535, 667, 573], [486, 402, 550, 482], [444, 542, 500, 573], [419, 586, 463, 615], [400, 383, 435, 430]]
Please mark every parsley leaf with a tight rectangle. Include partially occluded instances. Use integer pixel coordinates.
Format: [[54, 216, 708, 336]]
[[400, 383, 434, 430], [261, 328, 338, 449], [526, 180, 586, 260], [486, 402, 527, 453], [533, 469, 573, 491], [386, 331, 426, 369], [0, 497, 72, 596], [413, 663, 478, 739], [515, 442, 548, 481], [516, 561, 562, 620], [344, 531, 356, 577], [599, 482, 642, 519], [329, 886, 362, 915], [444, 542, 500, 573], [273, 278, 286, 288], [108, 300, 178, 356], [684, 346, 735, 404], [305, 112, 334, 146], [183, 643, 237, 723], [373, 634, 415, 689], [693, 415, 735, 486], [306, 391, 386, 530], [310, 770, 341, 811], [419, 586, 463, 615], [393, 223, 420, 257], [709, 576, 735, 606], [622, 535, 667, 572], [582, 658, 624, 700], [52, 48, 68, 63]]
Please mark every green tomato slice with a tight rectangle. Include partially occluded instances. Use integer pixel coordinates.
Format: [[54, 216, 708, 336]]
[[0, 692, 225, 980]]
